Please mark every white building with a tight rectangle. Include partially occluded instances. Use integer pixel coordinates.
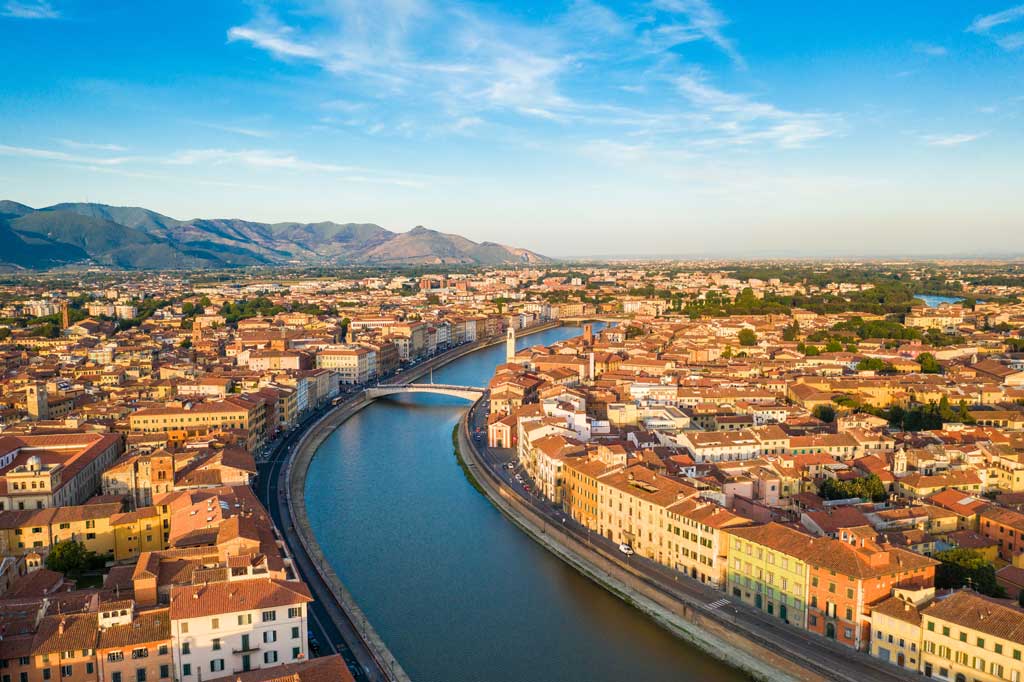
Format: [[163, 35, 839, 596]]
[[169, 578, 312, 680]]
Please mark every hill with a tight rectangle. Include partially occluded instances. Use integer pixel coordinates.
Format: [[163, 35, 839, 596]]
[[0, 201, 549, 269]]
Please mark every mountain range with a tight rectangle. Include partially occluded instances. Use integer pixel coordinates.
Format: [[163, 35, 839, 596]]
[[0, 200, 549, 269]]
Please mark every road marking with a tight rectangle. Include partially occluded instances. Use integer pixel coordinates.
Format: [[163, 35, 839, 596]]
[[706, 598, 730, 610]]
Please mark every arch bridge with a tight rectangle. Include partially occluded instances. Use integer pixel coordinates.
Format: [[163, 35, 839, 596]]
[[365, 383, 484, 401]]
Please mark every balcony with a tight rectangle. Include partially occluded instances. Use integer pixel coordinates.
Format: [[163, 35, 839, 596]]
[[232, 644, 260, 654]]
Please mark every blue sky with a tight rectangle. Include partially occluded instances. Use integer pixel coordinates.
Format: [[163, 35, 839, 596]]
[[1, 1, 1022, 257]]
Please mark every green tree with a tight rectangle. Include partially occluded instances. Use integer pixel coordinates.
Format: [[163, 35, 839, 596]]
[[857, 357, 895, 373], [738, 328, 758, 346], [812, 404, 836, 423], [45, 540, 99, 577], [818, 474, 887, 502], [934, 548, 1006, 598], [722, 345, 733, 359], [782, 321, 800, 342], [917, 352, 942, 374]]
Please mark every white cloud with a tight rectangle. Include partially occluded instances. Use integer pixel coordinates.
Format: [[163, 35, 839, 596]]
[[55, 139, 128, 152], [922, 133, 984, 146], [0, 143, 132, 165], [968, 4, 1024, 33], [967, 4, 1024, 50], [650, 0, 745, 68], [674, 71, 836, 147], [192, 122, 273, 139], [912, 42, 948, 56], [2, 0, 58, 19], [227, 26, 324, 59]]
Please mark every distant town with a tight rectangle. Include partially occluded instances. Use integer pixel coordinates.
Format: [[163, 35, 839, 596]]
[[0, 261, 1023, 682]]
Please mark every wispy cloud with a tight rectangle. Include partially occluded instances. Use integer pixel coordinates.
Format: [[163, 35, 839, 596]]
[[650, 0, 746, 68], [2, 0, 58, 19], [227, 25, 324, 59], [674, 70, 837, 147], [191, 121, 273, 139], [922, 133, 984, 146], [967, 4, 1024, 51], [55, 139, 128, 152], [912, 42, 947, 57], [1, 142, 431, 188], [0, 143, 133, 165]]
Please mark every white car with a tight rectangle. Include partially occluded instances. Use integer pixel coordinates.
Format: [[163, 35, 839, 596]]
[[618, 544, 635, 556]]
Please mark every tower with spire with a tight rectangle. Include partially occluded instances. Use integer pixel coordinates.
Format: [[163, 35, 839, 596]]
[[506, 326, 516, 364]]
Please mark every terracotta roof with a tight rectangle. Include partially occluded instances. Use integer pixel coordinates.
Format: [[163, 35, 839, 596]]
[[169, 578, 311, 620], [97, 607, 171, 649], [206, 654, 353, 682], [923, 590, 1024, 645]]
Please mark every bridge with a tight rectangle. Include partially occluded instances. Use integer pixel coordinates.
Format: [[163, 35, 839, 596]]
[[365, 383, 485, 401]]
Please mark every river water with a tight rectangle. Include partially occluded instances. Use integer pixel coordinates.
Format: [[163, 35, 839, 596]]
[[305, 326, 748, 682]]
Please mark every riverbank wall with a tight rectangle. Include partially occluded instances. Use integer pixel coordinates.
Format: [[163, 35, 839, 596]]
[[456, 407, 830, 682]]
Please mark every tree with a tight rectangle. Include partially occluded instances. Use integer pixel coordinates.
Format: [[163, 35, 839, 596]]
[[934, 548, 1006, 598], [818, 474, 887, 502], [45, 540, 98, 577], [917, 352, 942, 374], [812, 404, 836, 423], [722, 345, 733, 359], [738, 328, 758, 346], [857, 357, 895, 373], [782, 321, 800, 342]]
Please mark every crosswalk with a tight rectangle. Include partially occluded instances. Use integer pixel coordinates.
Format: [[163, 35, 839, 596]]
[[705, 598, 730, 611]]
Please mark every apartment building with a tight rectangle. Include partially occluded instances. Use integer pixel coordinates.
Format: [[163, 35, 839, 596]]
[[169, 578, 312, 680]]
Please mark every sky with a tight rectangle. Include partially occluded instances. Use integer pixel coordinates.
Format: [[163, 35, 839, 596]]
[[0, 1, 1022, 258]]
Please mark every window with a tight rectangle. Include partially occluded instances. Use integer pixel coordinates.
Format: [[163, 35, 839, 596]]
[[210, 660, 224, 673], [292, 626, 301, 639], [136, 670, 146, 682], [262, 610, 276, 622], [42, 670, 51, 681], [288, 607, 302, 618], [293, 647, 302, 660], [181, 642, 190, 655], [211, 618, 219, 629], [113, 674, 122, 682], [212, 638, 221, 651], [108, 652, 124, 662], [132, 648, 148, 659], [942, 626, 950, 636], [159, 665, 169, 680], [61, 668, 72, 678], [263, 630, 277, 644], [264, 651, 279, 664], [926, 621, 935, 632], [180, 622, 189, 634], [238, 614, 252, 626], [182, 664, 191, 677]]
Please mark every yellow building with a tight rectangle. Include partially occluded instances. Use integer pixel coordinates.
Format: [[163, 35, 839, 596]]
[[111, 505, 168, 560], [129, 395, 267, 453], [920, 590, 1024, 682], [869, 591, 932, 672], [0, 502, 123, 557], [723, 522, 810, 627]]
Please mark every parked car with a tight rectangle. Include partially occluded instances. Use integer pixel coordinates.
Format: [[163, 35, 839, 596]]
[[618, 544, 635, 556]]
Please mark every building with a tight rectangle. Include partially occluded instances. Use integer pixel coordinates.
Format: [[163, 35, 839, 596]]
[[0, 433, 124, 510], [169, 578, 312, 680], [316, 346, 376, 385], [96, 604, 174, 682], [920, 590, 1024, 682]]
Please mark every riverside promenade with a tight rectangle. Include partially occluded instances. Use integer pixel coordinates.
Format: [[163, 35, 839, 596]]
[[458, 396, 922, 682]]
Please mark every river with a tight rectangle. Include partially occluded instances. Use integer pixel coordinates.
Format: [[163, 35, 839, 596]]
[[304, 325, 748, 682]]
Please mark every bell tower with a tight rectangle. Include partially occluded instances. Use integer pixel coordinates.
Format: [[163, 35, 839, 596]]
[[506, 326, 516, 364]]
